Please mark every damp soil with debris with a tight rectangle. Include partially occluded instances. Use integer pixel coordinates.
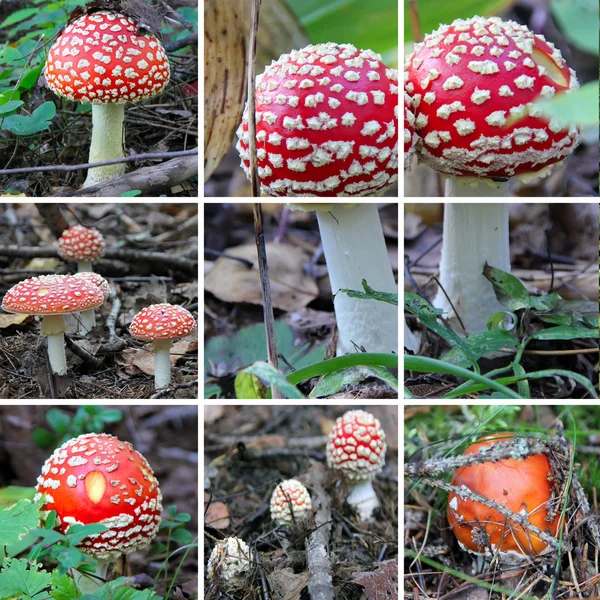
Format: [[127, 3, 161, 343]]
[[0, 404, 199, 598], [204, 405, 399, 600], [0, 203, 199, 399]]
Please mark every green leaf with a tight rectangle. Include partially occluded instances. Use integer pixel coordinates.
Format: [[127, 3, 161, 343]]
[[0, 100, 23, 115], [97, 408, 123, 423], [309, 365, 398, 397], [338, 279, 398, 306], [0, 486, 36, 508], [442, 330, 518, 368], [82, 577, 162, 599], [32, 428, 56, 449], [2, 101, 56, 136], [170, 527, 193, 545], [120, 190, 142, 197], [530, 324, 598, 341], [234, 372, 268, 399], [173, 513, 191, 523], [536, 80, 600, 128], [0, 499, 41, 555], [0, 558, 51, 599], [65, 524, 106, 547], [51, 571, 78, 600], [241, 362, 306, 399], [287, 0, 398, 64], [0, 8, 39, 27], [45, 408, 71, 436], [550, 0, 599, 55], [18, 65, 44, 92]]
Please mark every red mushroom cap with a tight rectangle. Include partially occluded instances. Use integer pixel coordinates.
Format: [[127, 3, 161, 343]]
[[73, 272, 110, 300], [35, 433, 162, 559], [236, 42, 399, 197], [270, 479, 312, 525], [405, 16, 580, 179], [326, 410, 387, 480], [129, 303, 196, 341], [58, 225, 105, 263], [2, 274, 104, 315], [44, 11, 170, 105], [404, 91, 417, 170], [447, 432, 561, 560]]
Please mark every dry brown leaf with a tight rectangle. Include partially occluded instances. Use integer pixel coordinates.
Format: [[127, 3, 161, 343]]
[[204, 243, 318, 311], [268, 567, 309, 600], [0, 313, 30, 329], [118, 339, 195, 376], [204, 492, 230, 529], [204, 0, 247, 181], [352, 559, 398, 600], [204, 405, 225, 424]]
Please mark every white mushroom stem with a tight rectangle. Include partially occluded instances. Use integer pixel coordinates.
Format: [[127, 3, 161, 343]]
[[445, 177, 510, 197], [40, 314, 67, 376], [314, 204, 398, 355], [152, 339, 173, 388], [73, 558, 112, 594], [433, 204, 511, 334], [79, 309, 96, 335], [83, 103, 126, 188], [404, 320, 420, 352], [347, 477, 379, 521], [77, 261, 93, 273]]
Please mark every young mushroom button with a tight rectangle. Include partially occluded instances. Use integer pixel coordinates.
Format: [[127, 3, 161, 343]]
[[129, 304, 196, 389], [326, 409, 387, 521], [207, 537, 252, 593], [34, 433, 162, 591], [57, 225, 106, 273], [405, 16, 580, 196], [237, 42, 399, 196], [447, 433, 561, 562], [270, 479, 312, 526], [1, 274, 105, 376], [44, 11, 171, 188]]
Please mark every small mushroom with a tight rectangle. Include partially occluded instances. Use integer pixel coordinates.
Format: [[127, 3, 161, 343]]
[[44, 11, 171, 187], [1, 275, 105, 375], [236, 42, 398, 196], [58, 225, 106, 273], [405, 15, 580, 196], [326, 409, 387, 521], [270, 479, 312, 526], [129, 303, 196, 389], [34, 433, 162, 592], [447, 432, 562, 563], [207, 537, 252, 593], [72, 272, 110, 334]]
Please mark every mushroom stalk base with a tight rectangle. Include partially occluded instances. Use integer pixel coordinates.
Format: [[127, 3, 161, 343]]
[[74, 558, 112, 594], [79, 309, 96, 335], [152, 339, 173, 388], [347, 478, 379, 521], [83, 103, 126, 188], [40, 315, 67, 376], [315, 204, 398, 355], [445, 177, 510, 197]]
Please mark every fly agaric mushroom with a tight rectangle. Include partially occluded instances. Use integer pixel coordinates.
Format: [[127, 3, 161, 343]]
[[447, 432, 561, 562], [290, 203, 398, 355], [404, 91, 417, 171], [237, 42, 398, 196], [433, 204, 510, 334], [326, 409, 387, 520], [129, 303, 196, 389], [73, 272, 110, 334], [207, 537, 252, 594], [405, 15, 580, 196], [58, 225, 105, 273], [35, 433, 162, 591], [1, 274, 105, 376], [44, 11, 171, 187], [270, 479, 312, 526]]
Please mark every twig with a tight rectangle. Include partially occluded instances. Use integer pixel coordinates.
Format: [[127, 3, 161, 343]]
[[305, 461, 334, 600], [60, 154, 198, 197], [0, 245, 197, 273], [64, 335, 103, 369], [100, 286, 127, 353], [164, 33, 198, 53], [149, 380, 198, 399], [253, 203, 281, 399], [0, 149, 198, 175], [247, 0, 262, 197]]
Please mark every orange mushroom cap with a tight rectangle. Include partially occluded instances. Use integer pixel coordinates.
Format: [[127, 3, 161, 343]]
[[447, 432, 561, 560]]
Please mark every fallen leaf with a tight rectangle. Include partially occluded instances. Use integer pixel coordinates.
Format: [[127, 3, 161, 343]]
[[352, 559, 398, 600], [204, 492, 230, 529], [204, 405, 225, 424], [0, 313, 30, 329], [118, 339, 195, 376], [268, 567, 309, 600], [204, 243, 318, 311]]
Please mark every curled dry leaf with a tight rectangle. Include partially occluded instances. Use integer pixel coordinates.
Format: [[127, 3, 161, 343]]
[[204, 492, 230, 529], [204, 0, 247, 181], [204, 243, 318, 311]]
